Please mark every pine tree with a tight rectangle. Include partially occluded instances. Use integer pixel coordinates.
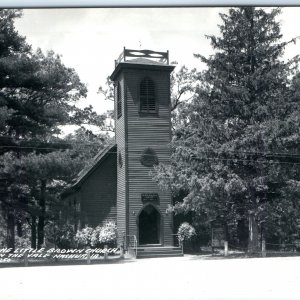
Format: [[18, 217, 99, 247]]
[[0, 9, 108, 249], [153, 7, 300, 252]]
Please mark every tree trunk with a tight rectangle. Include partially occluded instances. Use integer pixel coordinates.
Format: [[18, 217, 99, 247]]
[[7, 211, 15, 250], [237, 218, 248, 249], [223, 222, 229, 242], [16, 221, 22, 237], [248, 211, 259, 254], [31, 215, 37, 249], [37, 179, 46, 249]]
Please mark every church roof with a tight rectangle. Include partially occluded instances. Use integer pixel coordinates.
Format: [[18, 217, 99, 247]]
[[61, 143, 117, 197]]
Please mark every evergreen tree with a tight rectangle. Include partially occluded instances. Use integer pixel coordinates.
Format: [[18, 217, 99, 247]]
[[0, 128, 111, 248], [153, 7, 300, 252], [0, 9, 108, 248]]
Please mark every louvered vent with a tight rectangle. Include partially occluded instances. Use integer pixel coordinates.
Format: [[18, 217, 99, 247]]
[[140, 78, 156, 113], [117, 82, 122, 119]]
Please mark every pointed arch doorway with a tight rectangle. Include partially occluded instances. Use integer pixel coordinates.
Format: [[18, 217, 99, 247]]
[[138, 204, 161, 245]]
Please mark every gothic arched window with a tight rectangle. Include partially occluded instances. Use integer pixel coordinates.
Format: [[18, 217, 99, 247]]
[[140, 77, 156, 114], [117, 81, 122, 119]]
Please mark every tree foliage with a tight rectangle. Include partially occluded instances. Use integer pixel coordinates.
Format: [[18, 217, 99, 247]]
[[0, 9, 110, 249], [153, 7, 300, 251]]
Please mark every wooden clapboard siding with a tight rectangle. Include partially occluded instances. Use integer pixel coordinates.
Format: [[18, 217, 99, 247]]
[[124, 68, 173, 246], [61, 147, 118, 230], [115, 73, 128, 244], [79, 151, 117, 228]]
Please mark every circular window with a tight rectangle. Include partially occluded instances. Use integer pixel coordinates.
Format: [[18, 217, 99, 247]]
[[140, 148, 159, 167]]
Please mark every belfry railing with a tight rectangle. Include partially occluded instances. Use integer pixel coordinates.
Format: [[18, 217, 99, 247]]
[[115, 47, 169, 67]]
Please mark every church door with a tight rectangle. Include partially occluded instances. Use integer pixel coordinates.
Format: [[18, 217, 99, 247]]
[[138, 205, 161, 245]]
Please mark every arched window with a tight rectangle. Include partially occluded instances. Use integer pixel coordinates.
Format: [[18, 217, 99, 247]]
[[140, 77, 156, 113], [117, 81, 122, 119]]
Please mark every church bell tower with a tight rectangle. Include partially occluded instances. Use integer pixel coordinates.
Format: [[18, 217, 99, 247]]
[[110, 48, 175, 248]]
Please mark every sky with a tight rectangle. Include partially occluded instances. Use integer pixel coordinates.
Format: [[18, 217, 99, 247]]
[[13, 7, 300, 121]]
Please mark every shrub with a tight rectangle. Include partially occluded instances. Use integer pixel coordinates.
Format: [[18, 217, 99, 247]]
[[75, 222, 118, 248], [75, 226, 94, 248], [177, 222, 196, 243], [45, 222, 76, 249], [15, 235, 31, 248], [91, 221, 118, 247]]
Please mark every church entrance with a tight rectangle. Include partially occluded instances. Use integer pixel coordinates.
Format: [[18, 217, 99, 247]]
[[138, 205, 161, 245]]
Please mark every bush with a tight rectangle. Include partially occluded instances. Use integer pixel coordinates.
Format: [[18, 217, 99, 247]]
[[15, 235, 31, 248], [75, 222, 118, 248], [177, 222, 196, 243], [15, 222, 31, 248], [75, 226, 94, 248], [91, 221, 117, 247], [45, 222, 76, 249]]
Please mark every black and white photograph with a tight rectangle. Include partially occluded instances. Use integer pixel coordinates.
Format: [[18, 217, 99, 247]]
[[0, 4, 300, 300]]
